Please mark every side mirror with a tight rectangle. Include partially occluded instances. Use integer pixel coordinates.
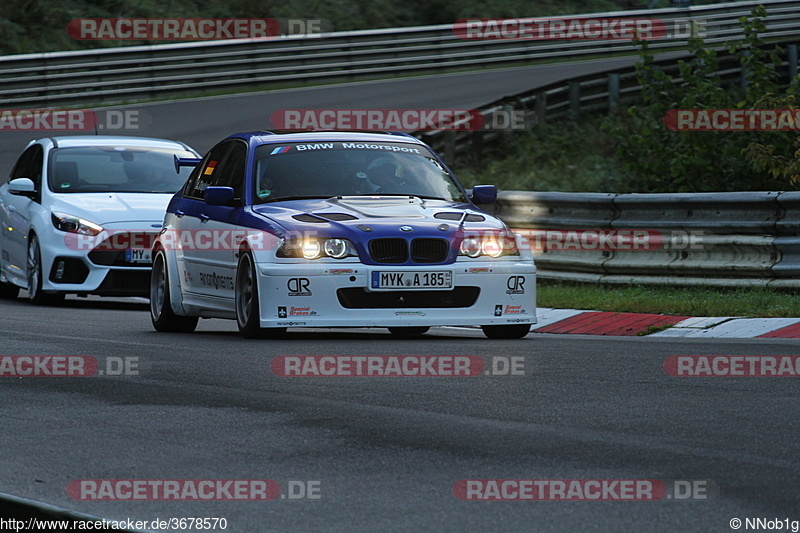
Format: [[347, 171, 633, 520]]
[[8, 177, 36, 197], [204, 186, 235, 206], [471, 185, 497, 205]]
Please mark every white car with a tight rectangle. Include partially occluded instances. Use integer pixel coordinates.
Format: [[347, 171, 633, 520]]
[[0, 136, 199, 304]]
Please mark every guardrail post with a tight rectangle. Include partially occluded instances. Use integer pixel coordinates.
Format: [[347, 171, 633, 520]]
[[789, 44, 799, 82], [535, 92, 547, 125], [741, 50, 750, 90], [569, 82, 581, 122], [608, 74, 620, 114], [471, 131, 484, 163], [445, 131, 456, 164]]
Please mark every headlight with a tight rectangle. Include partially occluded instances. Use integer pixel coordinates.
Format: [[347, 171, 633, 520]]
[[278, 238, 358, 260], [458, 233, 519, 258], [324, 238, 350, 259], [51, 212, 104, 236], [459, 237, 481, 258], [300, 240, 322, 260]]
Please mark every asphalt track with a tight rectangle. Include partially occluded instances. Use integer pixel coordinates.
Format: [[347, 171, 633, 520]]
[[1, 56, 798, 532], [1, 294, 799, 531]]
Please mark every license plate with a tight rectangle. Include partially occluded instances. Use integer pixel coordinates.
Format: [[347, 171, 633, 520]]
[[125, 248, 152, 263], [371, 271, 452, 290]]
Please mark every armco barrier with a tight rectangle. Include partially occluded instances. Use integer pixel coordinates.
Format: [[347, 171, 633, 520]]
[[1, 1, 800, 107], [496, 190, 800, 287]]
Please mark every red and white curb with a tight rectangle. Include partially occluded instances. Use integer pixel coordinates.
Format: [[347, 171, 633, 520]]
[[531, 308, 800, 338]]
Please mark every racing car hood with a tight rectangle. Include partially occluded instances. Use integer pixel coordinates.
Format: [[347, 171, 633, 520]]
[[48, 192, 173, 225], [251, 196, 508, 239]]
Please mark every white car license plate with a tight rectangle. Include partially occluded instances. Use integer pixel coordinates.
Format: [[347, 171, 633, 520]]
[[371, 271, 452, 290], [126, 248, 152, 263]]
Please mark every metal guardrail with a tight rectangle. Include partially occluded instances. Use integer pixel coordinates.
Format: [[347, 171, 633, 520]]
[[419, 43, 800, 163], [2, 1, 800, 107], [490, 191, 800, 287]]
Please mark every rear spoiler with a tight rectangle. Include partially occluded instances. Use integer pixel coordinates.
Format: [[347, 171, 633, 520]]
[[174, 155, 202, 173]]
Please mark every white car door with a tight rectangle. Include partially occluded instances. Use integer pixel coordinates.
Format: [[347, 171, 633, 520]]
[[0, 144, 44, 285]]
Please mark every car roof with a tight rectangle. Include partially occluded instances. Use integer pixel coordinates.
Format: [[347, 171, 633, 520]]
[[45, 135, 193, 150], [227, 131, 424, 146]]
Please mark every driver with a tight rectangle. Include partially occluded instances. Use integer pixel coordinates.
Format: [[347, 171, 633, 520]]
[[367, 162, 407, 194]]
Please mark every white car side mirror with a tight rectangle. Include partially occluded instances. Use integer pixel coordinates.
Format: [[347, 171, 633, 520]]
[[8, 177, 36, 197]]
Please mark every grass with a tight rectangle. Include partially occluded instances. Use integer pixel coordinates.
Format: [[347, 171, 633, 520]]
[[537, 280, 800, 318], [452, 115, 633, 192]]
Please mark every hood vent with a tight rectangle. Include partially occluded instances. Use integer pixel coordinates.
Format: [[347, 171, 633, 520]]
[[292, 214, 328, 223], [434, 212, 486, 222], [316, 212, 358, 221]]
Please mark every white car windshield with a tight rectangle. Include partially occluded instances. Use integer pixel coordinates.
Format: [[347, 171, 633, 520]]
[[49, 145, 196, 194]]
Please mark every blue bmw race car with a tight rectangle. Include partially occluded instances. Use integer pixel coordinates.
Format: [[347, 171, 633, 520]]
[[149, 131, 536, 338]]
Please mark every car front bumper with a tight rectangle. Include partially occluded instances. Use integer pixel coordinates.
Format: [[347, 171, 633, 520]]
[[253, 259, 536, 328]]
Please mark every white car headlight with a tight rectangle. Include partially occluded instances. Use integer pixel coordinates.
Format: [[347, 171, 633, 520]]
[[51, 212, 104, 236]]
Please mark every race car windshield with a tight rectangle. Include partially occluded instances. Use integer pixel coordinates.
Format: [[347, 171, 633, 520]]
[[253, 141, 467, 203], [48, 146, 197, 194]]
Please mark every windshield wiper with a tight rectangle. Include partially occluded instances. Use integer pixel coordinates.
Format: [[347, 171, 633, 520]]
[[355, 193, 448, 201], [265, 195, 336, 202]]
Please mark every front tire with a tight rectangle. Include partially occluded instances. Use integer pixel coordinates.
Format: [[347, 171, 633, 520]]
[[235, 251, 285, 339], [27, 234, 64, 306], [481, 324, 531, 339], [150, 249, 198, 333]]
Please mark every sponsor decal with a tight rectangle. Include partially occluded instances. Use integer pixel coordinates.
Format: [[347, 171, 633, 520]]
[[329, 268, 355, 275], [278, 306, 288, 318], [277, 321, 307, 326], [203, 160, 217, 176], [494, 305, 503, 317], [395, 311, 426, 316], [506, 276, 526, 294], [199, 271, 234, 290], [504, 305, 524, 315], [287, 277, 311, 296], [468, 267, 490, 273], [270, 146, 292, 155], [289, 306, 317, 316]]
